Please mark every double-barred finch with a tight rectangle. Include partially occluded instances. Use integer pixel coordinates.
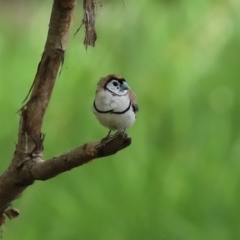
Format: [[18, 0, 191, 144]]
[[93, 74, 139, 138]]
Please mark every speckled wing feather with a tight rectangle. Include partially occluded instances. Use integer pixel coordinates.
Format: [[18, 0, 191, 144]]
[[129, 90, 139, 113]]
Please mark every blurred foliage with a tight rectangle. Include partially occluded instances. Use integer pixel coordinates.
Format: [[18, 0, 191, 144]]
[[0, 0, 240, 239]]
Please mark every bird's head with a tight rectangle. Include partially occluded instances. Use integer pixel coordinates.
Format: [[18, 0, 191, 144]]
[[99, 74, 130, 96]]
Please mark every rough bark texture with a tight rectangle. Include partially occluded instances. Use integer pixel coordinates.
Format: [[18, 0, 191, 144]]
[[75, 0, 97, 49], [0, 0, 131, 224]]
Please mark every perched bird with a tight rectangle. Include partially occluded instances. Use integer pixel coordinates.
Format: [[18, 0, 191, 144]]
[[93, 74, 139, 138]]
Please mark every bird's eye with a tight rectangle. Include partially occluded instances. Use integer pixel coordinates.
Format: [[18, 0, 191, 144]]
[[113, 81, 118, 87]]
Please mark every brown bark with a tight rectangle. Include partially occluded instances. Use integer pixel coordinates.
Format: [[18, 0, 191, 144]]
[[0, 0, 131, 224], [75, 0, 97, 49]]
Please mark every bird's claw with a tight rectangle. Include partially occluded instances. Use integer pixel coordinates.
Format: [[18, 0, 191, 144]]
[[114, 129, 126, 136], [101, 135, 111, 143]]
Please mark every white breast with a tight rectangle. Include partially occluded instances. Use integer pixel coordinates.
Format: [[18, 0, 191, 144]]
[[93, 90, 136, 131]]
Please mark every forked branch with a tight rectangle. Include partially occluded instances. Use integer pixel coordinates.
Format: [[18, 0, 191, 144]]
[[0, 0, 131, 224]]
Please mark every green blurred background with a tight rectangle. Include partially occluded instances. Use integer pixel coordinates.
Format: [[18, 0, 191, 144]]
[[1, 0, 240, 239]]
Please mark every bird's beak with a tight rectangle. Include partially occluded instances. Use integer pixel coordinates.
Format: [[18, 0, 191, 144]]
[[120, 82, 130, 91]]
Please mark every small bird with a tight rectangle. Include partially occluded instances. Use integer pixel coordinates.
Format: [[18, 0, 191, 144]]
[[93, 74, 139, 138]]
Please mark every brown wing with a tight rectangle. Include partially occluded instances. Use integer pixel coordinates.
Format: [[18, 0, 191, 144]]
[[129, 90, 139, 113]]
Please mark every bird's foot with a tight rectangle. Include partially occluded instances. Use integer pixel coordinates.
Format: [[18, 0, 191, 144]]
[[101, 130, 112, 143], [101, 135, 111, 143], [114, 128, 126, 136], [101, 129, 127, 143]]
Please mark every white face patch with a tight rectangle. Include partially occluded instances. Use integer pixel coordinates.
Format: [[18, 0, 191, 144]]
[[106, 79, 128, 96]]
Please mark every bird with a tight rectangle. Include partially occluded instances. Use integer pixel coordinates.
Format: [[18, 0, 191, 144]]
[[93, 74, 139, 139]]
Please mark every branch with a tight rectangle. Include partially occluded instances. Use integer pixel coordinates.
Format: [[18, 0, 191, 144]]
[[19, 0, 75, 155], [23, 133, 131, 181], [0, 0, 132, 224], [74, 0, 97, 49], [0, 0, 76, 213]]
